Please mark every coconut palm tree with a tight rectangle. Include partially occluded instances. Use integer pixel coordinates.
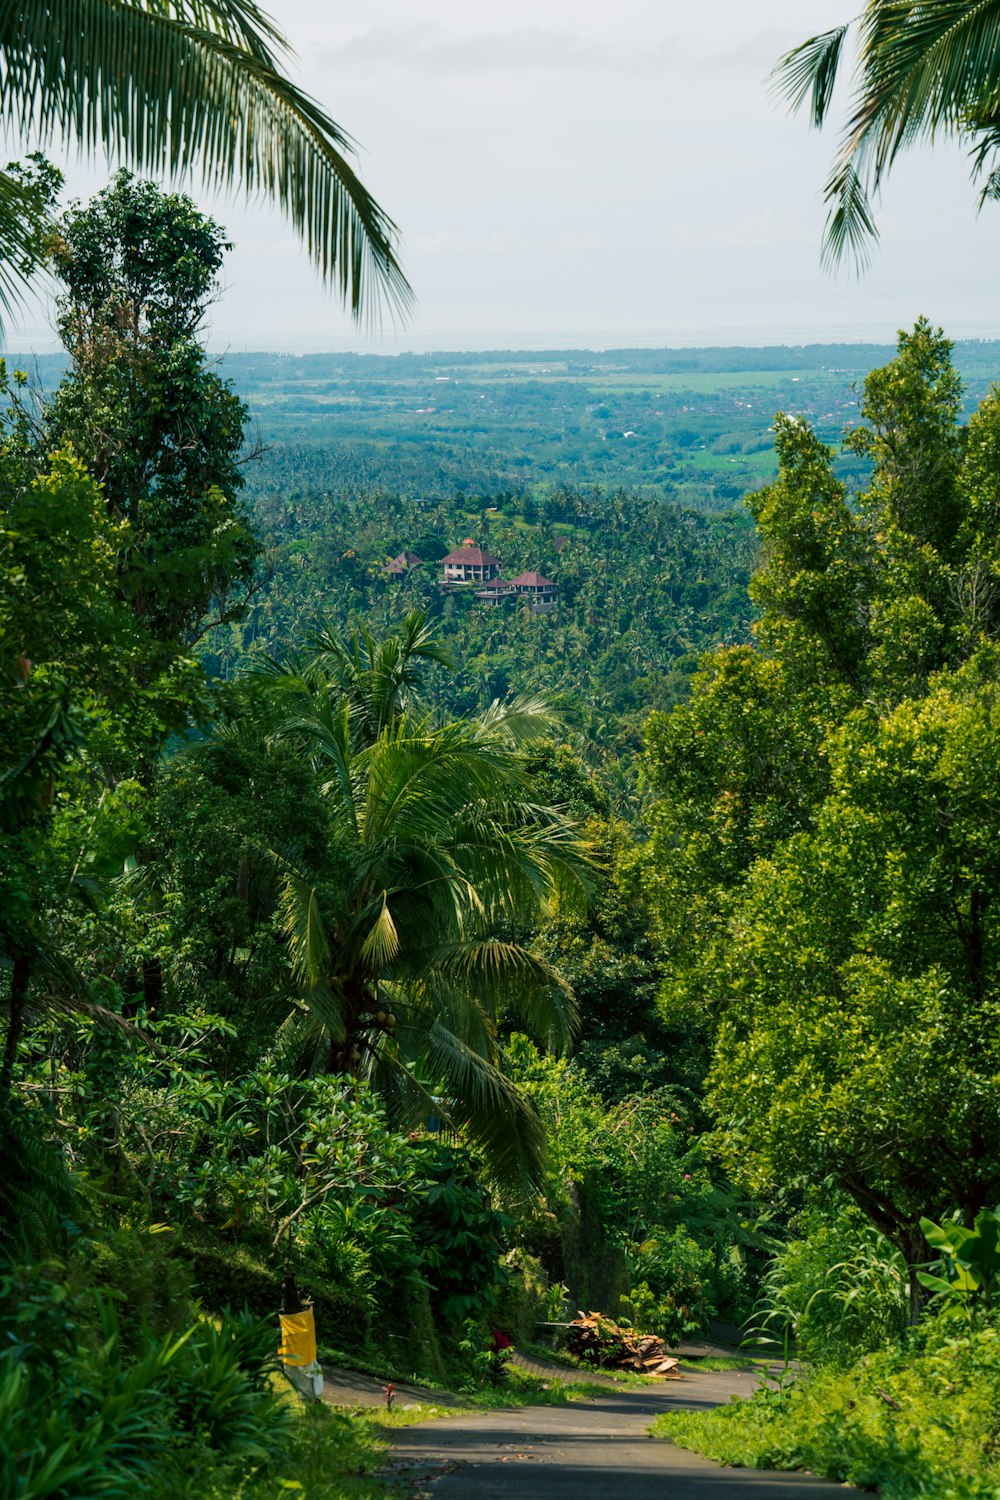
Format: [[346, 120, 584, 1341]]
[[774, 0, 1000, 270], [259, 615, 592, 1192], [0, 0, 411, 320]]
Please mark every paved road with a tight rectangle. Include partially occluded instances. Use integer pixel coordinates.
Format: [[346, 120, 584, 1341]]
[[384, 1368, 852, 1499]]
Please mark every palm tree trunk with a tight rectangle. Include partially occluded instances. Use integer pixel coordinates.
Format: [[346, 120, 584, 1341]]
[[1, 953, 30, 1101]]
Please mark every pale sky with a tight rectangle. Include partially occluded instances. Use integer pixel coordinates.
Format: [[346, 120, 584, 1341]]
[[10, 0, 1000, 352]]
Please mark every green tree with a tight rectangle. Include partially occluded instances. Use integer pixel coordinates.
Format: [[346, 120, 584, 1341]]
[[707, 675, 1000, 1315], [0, 414, 137, 1092], [0, 0, 409, 318], [643, 324, 1000, 1306], [45, 173, 258, 661], [774, 0, 1000, 269]]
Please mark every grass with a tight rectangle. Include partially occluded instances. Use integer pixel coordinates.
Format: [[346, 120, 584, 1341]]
[[325, 1361, 615, 1425], [461, 1366, 612, 1408], [677, 1355, 758, 1373]]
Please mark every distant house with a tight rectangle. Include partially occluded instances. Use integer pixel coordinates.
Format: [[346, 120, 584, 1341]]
[[510, 571, 558, 610], [386, 550, 424, 577], [441, 544, 501, 584]]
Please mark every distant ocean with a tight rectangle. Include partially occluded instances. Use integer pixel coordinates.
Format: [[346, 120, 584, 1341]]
[[8, 323, 1000, 359]]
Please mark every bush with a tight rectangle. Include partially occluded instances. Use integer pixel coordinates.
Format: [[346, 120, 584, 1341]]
[[0, 1263, 299, 1500], [622, 1228, 716, 1342], [749, 1204, 909, 1366], [83, 1223, 195, 1352], [654, 1319, 1000, 1499], [494, 1250, 562, 1344]]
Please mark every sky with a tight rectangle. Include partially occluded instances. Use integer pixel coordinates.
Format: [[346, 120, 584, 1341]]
[[9, 0, 1000, 353]]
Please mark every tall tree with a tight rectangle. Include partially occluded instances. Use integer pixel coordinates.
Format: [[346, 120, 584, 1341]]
[[774, 0, 1000, 269], [259, 615, 592, 1192], [45, 173, 257, 667], [0, 0, 410, 319], [643, 325, 1000, 1302]]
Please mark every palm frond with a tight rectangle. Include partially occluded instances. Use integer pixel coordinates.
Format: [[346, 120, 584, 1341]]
[[274, 857, 330, 988], [445, 802, 593, 923], [426, 940, 578, 1055], [273, 1002, 338, 1075], [776, 0, 1000, 268], [291, 982, 346, 1044], [0, 1103, 81, 1256], [0, 168, 56, 318], [772, 24, 851, 127], [473, 694, 566, 749], [358, 890, 400, 971], [358, 730, 509, 849], [399, 974, 497, 1057], [305, 610, 455, 741], [822, 165, 880, 272], [0, 0, 412, 320], [422, 1020, 547, 1196]]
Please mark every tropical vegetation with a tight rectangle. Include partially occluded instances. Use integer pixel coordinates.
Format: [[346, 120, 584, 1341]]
[[7, 143, 1000, 1500]]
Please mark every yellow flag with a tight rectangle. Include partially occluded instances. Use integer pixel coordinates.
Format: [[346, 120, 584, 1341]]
[[279, 1308, 317, 1367]]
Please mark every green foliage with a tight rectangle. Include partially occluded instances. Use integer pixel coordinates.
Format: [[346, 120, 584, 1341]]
[[748, 1204, 909, 1367], [655, 1319, 1000, 1498], [775, 0, 1000, 273], [508, 1037, 764, 1327], [920, 1209, 1000, 1310], [0, 1262, 294, 1500], [0, 1101, 81, 1261], [705, 675, 1000, 1265], [494, 1249, 563, 1343], [0, 0, 409, 323], [47, 172, 257, 656], [643, 323, 1000, 1287], [407, 1145, 512, 1326], [620, 1226, 716, 1343], [242, 612, 592, 1193]]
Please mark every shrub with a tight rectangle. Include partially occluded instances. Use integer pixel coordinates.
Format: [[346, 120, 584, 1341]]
[[621, 1228, 716, 1342], [0, 1264, 299, 1500], [749, 1203, 908, 1366], [655, 1318, 1000, 1499]]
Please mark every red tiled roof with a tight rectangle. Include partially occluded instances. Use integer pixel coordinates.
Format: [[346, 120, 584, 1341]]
[[510, 571, 556, 588], [442, 545, 501, 566]]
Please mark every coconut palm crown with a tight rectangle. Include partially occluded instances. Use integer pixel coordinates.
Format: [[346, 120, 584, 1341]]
[[0, 0, 411, 320], [256, 612, 593, 1194], [774, 0, 1000, 270]]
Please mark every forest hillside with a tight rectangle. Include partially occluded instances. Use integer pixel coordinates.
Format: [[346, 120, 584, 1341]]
[[4, 172, 1000, 1500]]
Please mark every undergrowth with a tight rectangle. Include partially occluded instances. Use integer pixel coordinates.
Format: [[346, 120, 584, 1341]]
[[164, 1400, 394, 1500], [653, 1326, 1000, 1499]]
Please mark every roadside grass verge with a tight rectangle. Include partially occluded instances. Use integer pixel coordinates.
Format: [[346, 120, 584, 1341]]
[[651, 1331, 1000, 1500]]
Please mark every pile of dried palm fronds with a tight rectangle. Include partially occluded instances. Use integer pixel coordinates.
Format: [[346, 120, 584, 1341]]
[[565, 1312, 682, 1377]]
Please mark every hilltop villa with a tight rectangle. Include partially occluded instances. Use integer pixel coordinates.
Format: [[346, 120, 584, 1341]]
[[474, 570, 558, 610], [441, 544, 501, 583]]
